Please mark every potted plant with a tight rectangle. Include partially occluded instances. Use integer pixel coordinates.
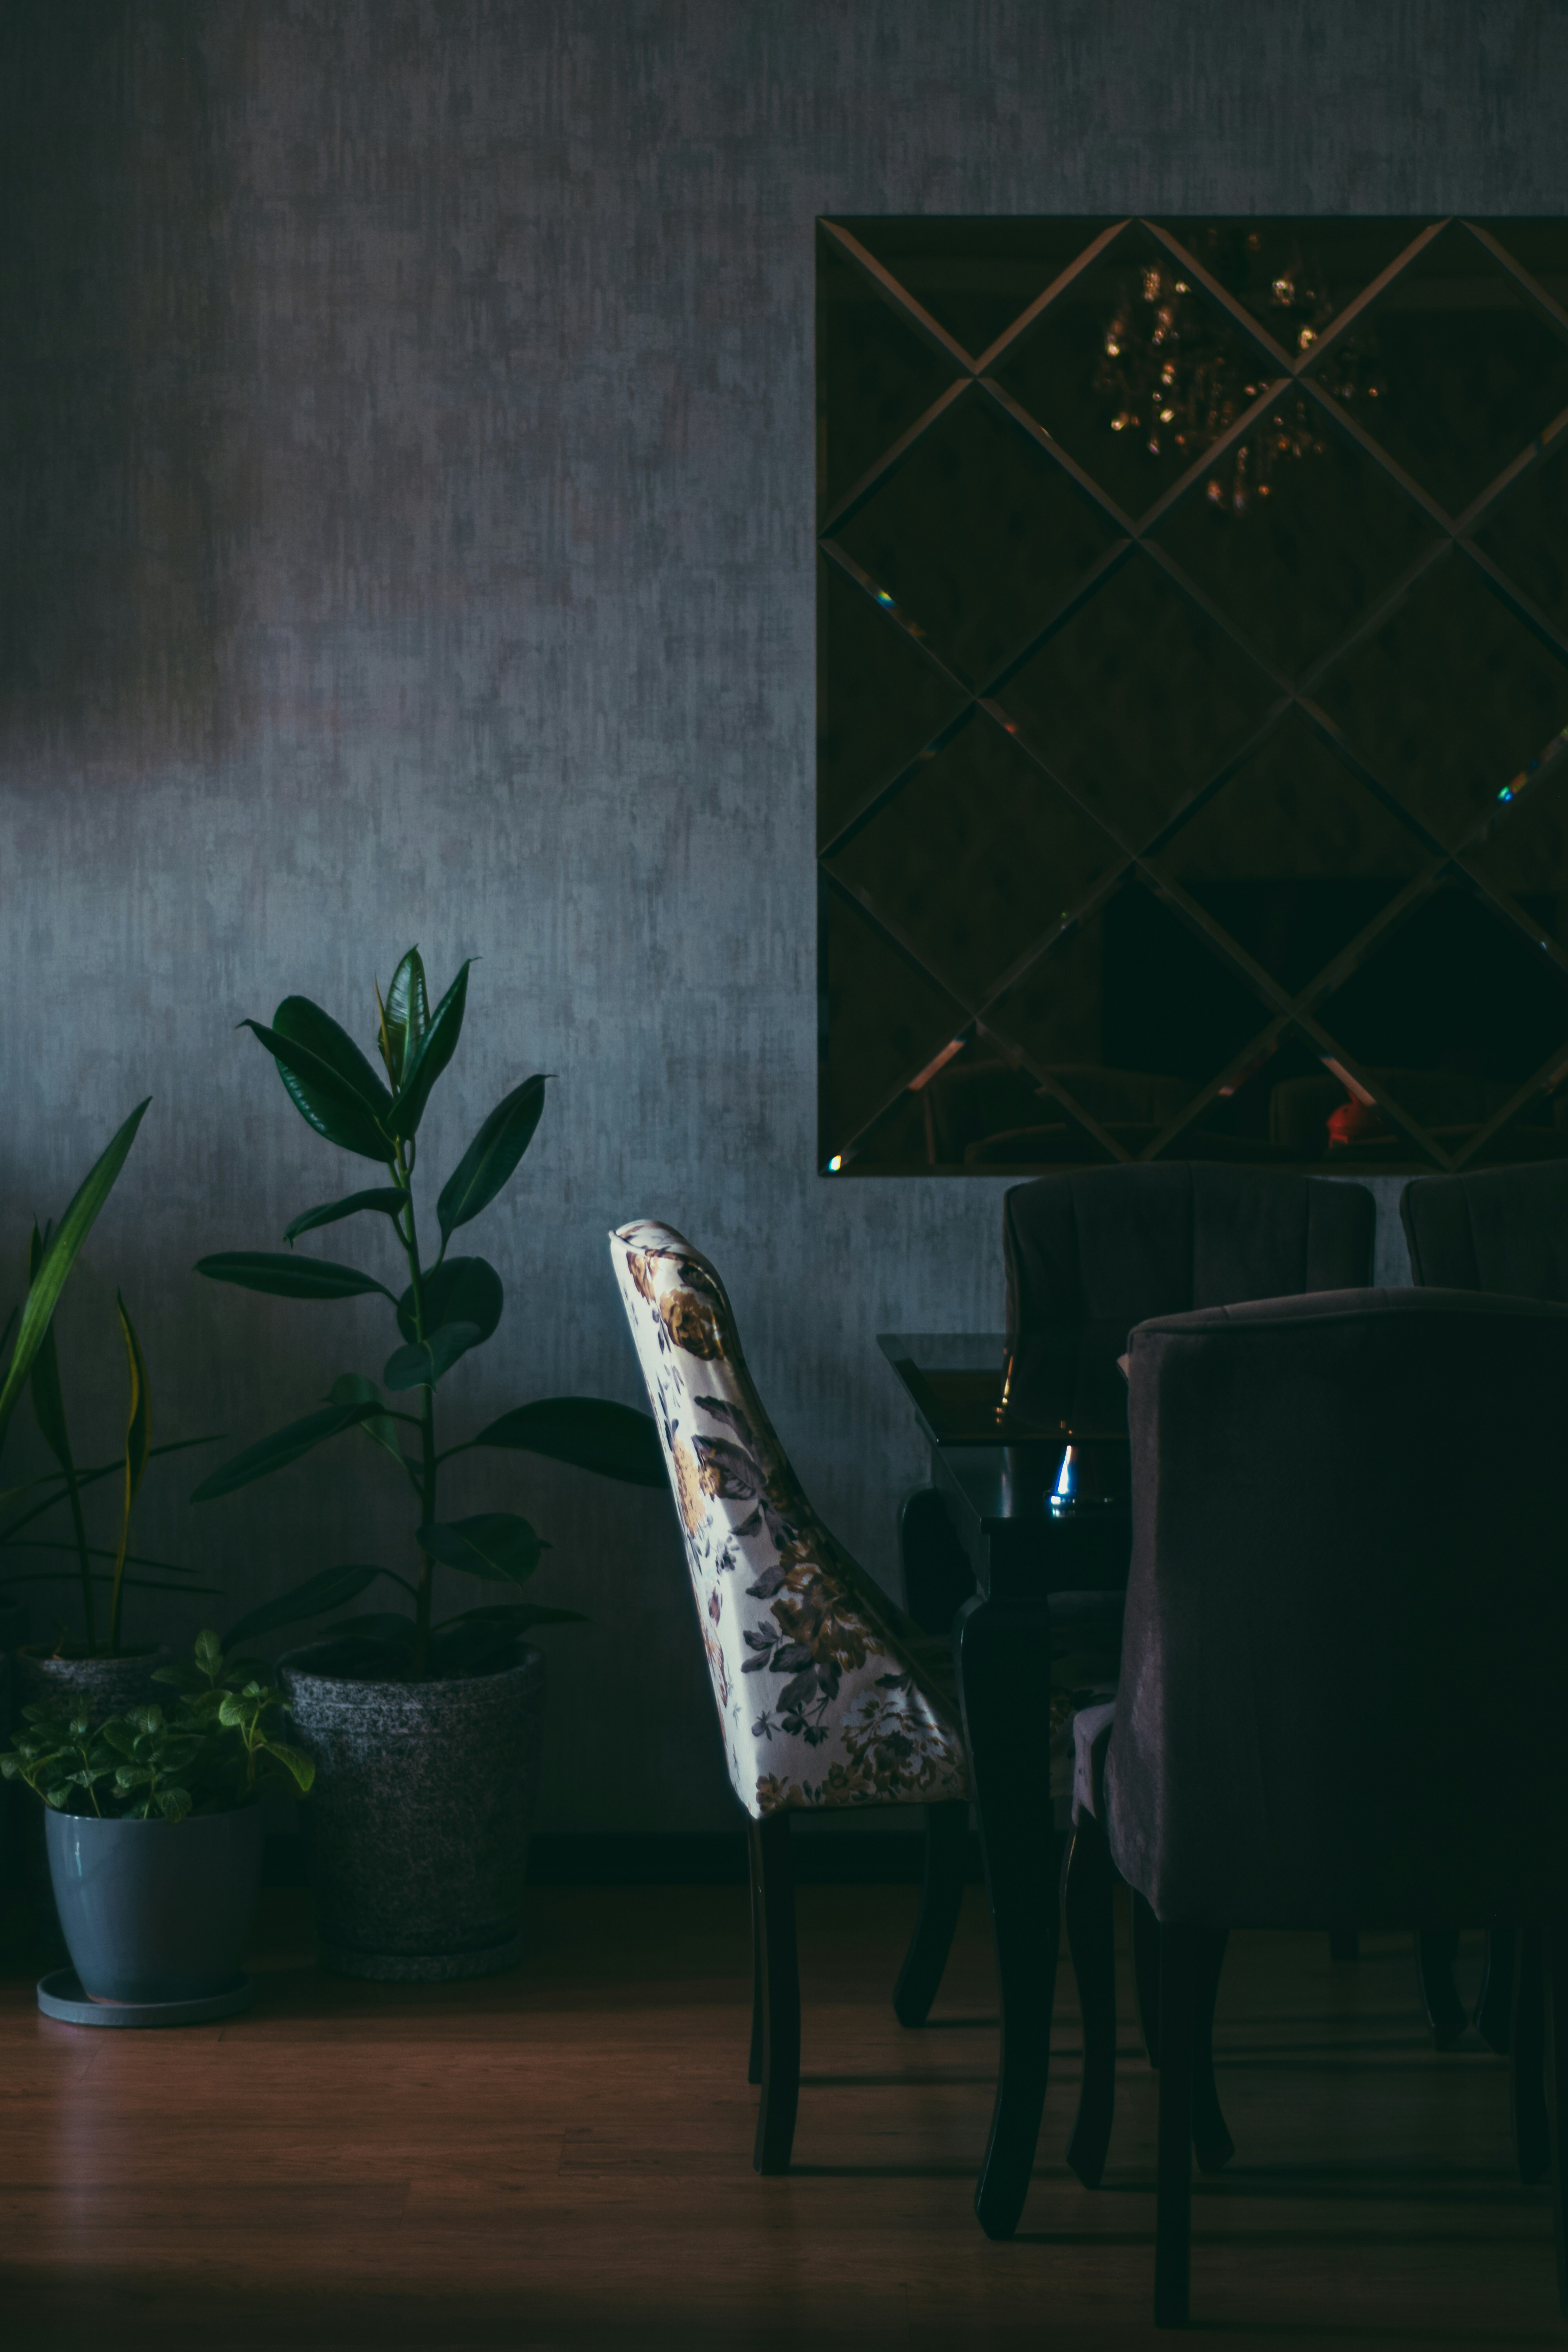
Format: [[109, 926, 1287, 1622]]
[[191, 947, 662, 1979], [1, 1102, 221, 1720], [1, 1630, 312, 2016]]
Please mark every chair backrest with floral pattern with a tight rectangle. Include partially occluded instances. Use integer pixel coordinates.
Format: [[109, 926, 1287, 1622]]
[[609, 1220, 967, 1819]]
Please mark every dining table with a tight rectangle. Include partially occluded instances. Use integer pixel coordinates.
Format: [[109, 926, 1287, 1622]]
[[877, 1327, 1132, 2239]]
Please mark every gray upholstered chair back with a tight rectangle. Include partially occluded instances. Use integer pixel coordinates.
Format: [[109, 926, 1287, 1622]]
[[1002, 1167, 1376, 1424], [1400, 1161, 1568, 1300], [1103, 1287, 1568, 1928]]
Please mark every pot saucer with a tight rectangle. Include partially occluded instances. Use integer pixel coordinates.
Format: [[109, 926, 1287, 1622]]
[[36, 1969, 256, 2028]]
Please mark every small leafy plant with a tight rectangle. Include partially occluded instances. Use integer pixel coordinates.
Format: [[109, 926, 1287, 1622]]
[[0, 1100, 221, 1655], [0, 1631, 314, 1823], [192, 947, 662, 1678]]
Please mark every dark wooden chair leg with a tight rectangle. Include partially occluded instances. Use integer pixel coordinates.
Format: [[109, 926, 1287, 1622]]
[[1513, 1924, 1549, 2186], [1328, 1927, 1359, 1962], [1475, 1927, 1516, 2054], [1154, 1921, 1195, 2330], [747, 1829, 764, 2086], [748, 1812, 800, 2175], [953, 1592, 1060, 2242], [1416, 1928, 1468, 2048], [1132, 1888, 1162, 2067], [1190, 1928, 1234, 2175], [1063, 1811, 1118, 2189], [1547, 1923, 1568, 2318], [893, 1799, 969, 2028]]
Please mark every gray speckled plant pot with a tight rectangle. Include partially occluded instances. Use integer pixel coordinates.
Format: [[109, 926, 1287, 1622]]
[[18, 1648, 169, 1719], [280, 1645, 546, 1982]]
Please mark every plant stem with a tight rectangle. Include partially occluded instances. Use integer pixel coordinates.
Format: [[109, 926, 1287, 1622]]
[[393, 1139, 437, 1675]]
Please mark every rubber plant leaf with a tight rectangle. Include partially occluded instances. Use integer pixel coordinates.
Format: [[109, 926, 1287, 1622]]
[[395, 1256, 503, 1347], [416, 1513, 547, 1585], [284, 1189, 408, 1245], [436, 1074, 548, 1241], [0, 1097, 150, 1458], [194, 1252, 395, 1304], [325, 1372, 410, 1470], [107, 1291, 153, 1653], [387, 960, 471, 1141], [467, 1397, 664, 1486], [240, 1019, 391, 1162], [270, 996, 394, 1128], [192, 1398, 386, 1503], [222, 1561, 385, 1647], [381, 949, 430, 1086], [383, 1321, 485, 1393]]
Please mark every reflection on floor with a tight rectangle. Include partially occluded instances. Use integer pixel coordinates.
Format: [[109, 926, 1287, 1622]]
[[0, 1880, 1553, 2347]]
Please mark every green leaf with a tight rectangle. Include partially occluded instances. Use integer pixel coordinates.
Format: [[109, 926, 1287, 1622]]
[[436, 1074, 548, 1241], [383, 1321, 484, 1393], [0, 1098, 150, 1455], [156, 1786, 192, 1824], [272, 995, 394, 1124], [192, 1401, 385, 1503], [260, 1738, 316, 1793], [240, 1018, 391, 1162], [387, 960, 471, 1140], [468, 1397, 665, 1486], [417, 1513, 547, 1585], [116, 1294, 152, 1503], [284, 1189, 408, 1245], [439, 1601, 588, 1632], [395, 1256, 502, 1348], [194, 1628, 223, 1677], [325, 1373, 409, 1469], [381, 949, 430, 1085], [222, 1562, 383, 1647], [194, 1252, 395, 1304], [27, 1223, 76, 1479]]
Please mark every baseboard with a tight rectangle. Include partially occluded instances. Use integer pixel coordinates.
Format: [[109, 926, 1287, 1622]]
[[262, 1826, 985, 1889]]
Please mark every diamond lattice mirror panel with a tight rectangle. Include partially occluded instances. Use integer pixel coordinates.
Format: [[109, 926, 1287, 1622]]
[[817, 218, 1568, 1175]]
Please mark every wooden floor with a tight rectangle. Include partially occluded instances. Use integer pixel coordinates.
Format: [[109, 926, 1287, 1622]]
[[0, 1878, 1559, 2348]]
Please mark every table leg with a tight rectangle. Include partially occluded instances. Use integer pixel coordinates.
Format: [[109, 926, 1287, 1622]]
[[953, 1588, 1059, 2242]]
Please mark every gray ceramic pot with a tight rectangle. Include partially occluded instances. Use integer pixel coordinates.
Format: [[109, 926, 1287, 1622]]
[[45, 1804, 264, 2002], [281, 1645, 547, 1982], [18, 1647, 168, 1719]]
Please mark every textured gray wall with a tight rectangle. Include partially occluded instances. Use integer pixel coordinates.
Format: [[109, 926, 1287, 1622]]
[[0, 2, 1559, 1829]]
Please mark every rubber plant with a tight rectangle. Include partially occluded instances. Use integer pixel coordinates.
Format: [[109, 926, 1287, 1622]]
[[192, 948, 663, 1677], [0, 1102, 220, 1654]]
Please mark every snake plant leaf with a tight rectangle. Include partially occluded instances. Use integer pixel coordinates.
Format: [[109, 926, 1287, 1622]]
[[116, 1294, 153, 1508], [387, 959, 471, 1140], [192, 1398, 386, 1503], [0, 1098, 150, 1457], [467, 1396, 665, 1486], [383, 1321, 485, 1393], [395, 1255, 503, 1347], [194, 1252, 396, 1304], [284, 1189, 408, 1245], [436, 1074, 548, 1241], [222, 1560, 385, 1646], [25, 1224, 75, 1479], [108, 1291, 154, 1648], [240, 1018, 392, 1162], [382, 949, 430, 1085], [416, 1512, 547, 1585]]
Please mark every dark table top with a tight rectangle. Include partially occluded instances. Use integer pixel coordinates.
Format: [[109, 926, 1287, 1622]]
[[878, 1331, 1132, 1597]]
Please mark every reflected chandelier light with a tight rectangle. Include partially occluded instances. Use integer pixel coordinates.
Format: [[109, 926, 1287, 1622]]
[[1094, 242, 1387, 513]]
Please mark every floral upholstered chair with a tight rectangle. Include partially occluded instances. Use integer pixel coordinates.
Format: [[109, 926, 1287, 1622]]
[[610, 1219, 970, 2172]]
